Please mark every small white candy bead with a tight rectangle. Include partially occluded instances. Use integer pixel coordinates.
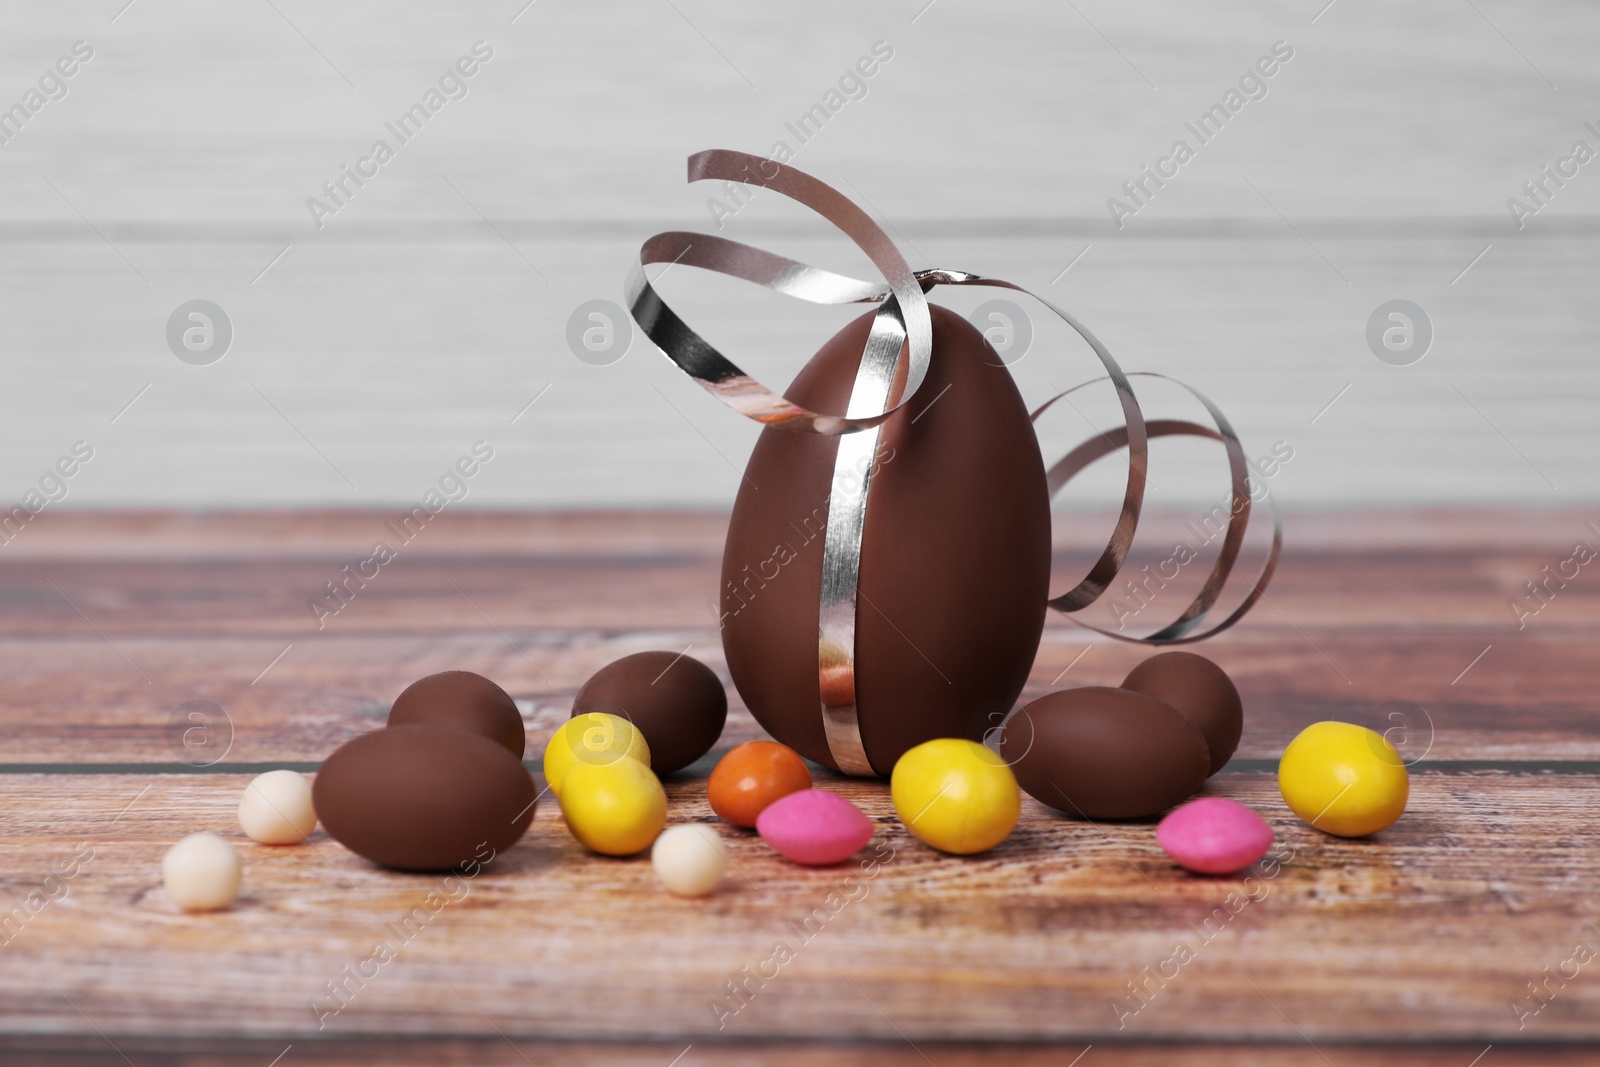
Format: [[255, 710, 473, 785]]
[[162, 833, 241, 912], [651, 823, 728, 897], [238, 770, 318, 844]]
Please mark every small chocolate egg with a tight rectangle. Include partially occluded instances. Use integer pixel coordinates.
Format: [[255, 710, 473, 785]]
[[388, 670, 525, 758], [572, 651, 727, 776], [1001, 687, 1210, 820], [1122, 652, 1242, 775], [314, 724, 535, 871]]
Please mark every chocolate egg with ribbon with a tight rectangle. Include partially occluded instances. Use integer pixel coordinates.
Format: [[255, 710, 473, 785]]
[[720, 304, 1050, 773], [627, 150, 1281, 776]]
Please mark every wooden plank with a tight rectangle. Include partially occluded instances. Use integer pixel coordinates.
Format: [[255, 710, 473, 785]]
[[0, 510, 1594, 762], [9, 539, 1595, 636], [2, 771, 1598, 1043], [0, 1038, 1585, 1067], [9, 509, 1597, 560], [0, 627, 1593, 764], [0, 1038, 1581, 1067]]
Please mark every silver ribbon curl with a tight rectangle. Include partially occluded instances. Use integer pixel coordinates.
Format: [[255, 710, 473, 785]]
[[627, 150, 1279, 776]]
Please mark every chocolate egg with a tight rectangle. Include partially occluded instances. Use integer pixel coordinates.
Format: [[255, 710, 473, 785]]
[[571, 651, 727, 775], [1122, 651, 1242, 775], [388, 670, 525, 758], [721, 305, 1050, 775], [314, 724, 535, 871], [1001, 687, 1210, 820]]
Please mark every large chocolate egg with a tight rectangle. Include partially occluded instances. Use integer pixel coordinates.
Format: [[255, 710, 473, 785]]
[[572, 651, 727, 775], [314, 724, 535, 871], [388, 670, 526, 758], [1122, 651, 1242, 775], [721, 305, 1050, 775], [1001, 687, 1210, 820]]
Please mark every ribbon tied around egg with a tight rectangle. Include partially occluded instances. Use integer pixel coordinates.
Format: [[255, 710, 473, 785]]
[[625, 149, 1280, 776]]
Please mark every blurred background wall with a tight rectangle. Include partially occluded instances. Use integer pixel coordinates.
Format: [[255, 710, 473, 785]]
[[0, 0, 1594, 512]]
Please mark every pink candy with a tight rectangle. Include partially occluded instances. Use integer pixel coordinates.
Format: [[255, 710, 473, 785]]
[[1156, 797, 1273, 875], [756, 789, 874, 866]]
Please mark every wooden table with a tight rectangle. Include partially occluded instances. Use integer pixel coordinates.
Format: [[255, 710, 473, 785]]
[[3, 508, 1597, 1065]]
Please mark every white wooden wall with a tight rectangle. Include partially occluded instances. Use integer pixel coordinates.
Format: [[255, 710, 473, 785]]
[[0, 0, 1594, 509]]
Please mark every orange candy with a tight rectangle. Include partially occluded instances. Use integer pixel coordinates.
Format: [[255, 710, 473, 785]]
[[708, 741, 813, 828]]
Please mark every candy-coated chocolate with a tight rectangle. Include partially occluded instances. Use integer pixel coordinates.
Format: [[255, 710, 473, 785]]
[[560, 756, 668, 856], [890, 738, 1019, 854], [542, 712, 650, 797], [1278, 721, 1408, 837], [756, 789, 873, 866], [388, 671, 525, 758], [708, 741, 813, 828], [238, 770, 317, 845], [1002, 687, 1210, 820], [573, 651, 727, 776], [1156, 797, 1274, 874], [162, 833, 241, 912], [652, 824, 729, 897], [1123, 652, 1242, 776]]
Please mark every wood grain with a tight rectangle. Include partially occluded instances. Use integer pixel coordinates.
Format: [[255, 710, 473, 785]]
[[0, 1039, 1582, 1067], [2, 507, 1598, 1057], [2, 771, 1598, 1045], [0, 509, 1593, 762]]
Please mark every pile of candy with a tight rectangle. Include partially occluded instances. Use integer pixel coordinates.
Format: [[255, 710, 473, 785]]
[[157, 651, 1411, 911]]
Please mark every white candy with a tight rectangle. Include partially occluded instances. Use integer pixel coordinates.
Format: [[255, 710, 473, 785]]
[[162, 833, 241, 912], [238, 769, 318, 844], [651, 823, 728, 897]]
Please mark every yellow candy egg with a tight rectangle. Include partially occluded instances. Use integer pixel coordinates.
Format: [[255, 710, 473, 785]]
[[542, 712, 650, 797], [890, 738, 1020, 855], [559, 756, 667, 856], [1278, 721, 1409, 837]]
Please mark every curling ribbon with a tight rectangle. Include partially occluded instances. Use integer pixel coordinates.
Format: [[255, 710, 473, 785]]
[[625, 150, 1280, 776]]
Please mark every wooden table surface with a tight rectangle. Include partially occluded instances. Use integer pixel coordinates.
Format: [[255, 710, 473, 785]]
[[3, 507, 1598, 1065]]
